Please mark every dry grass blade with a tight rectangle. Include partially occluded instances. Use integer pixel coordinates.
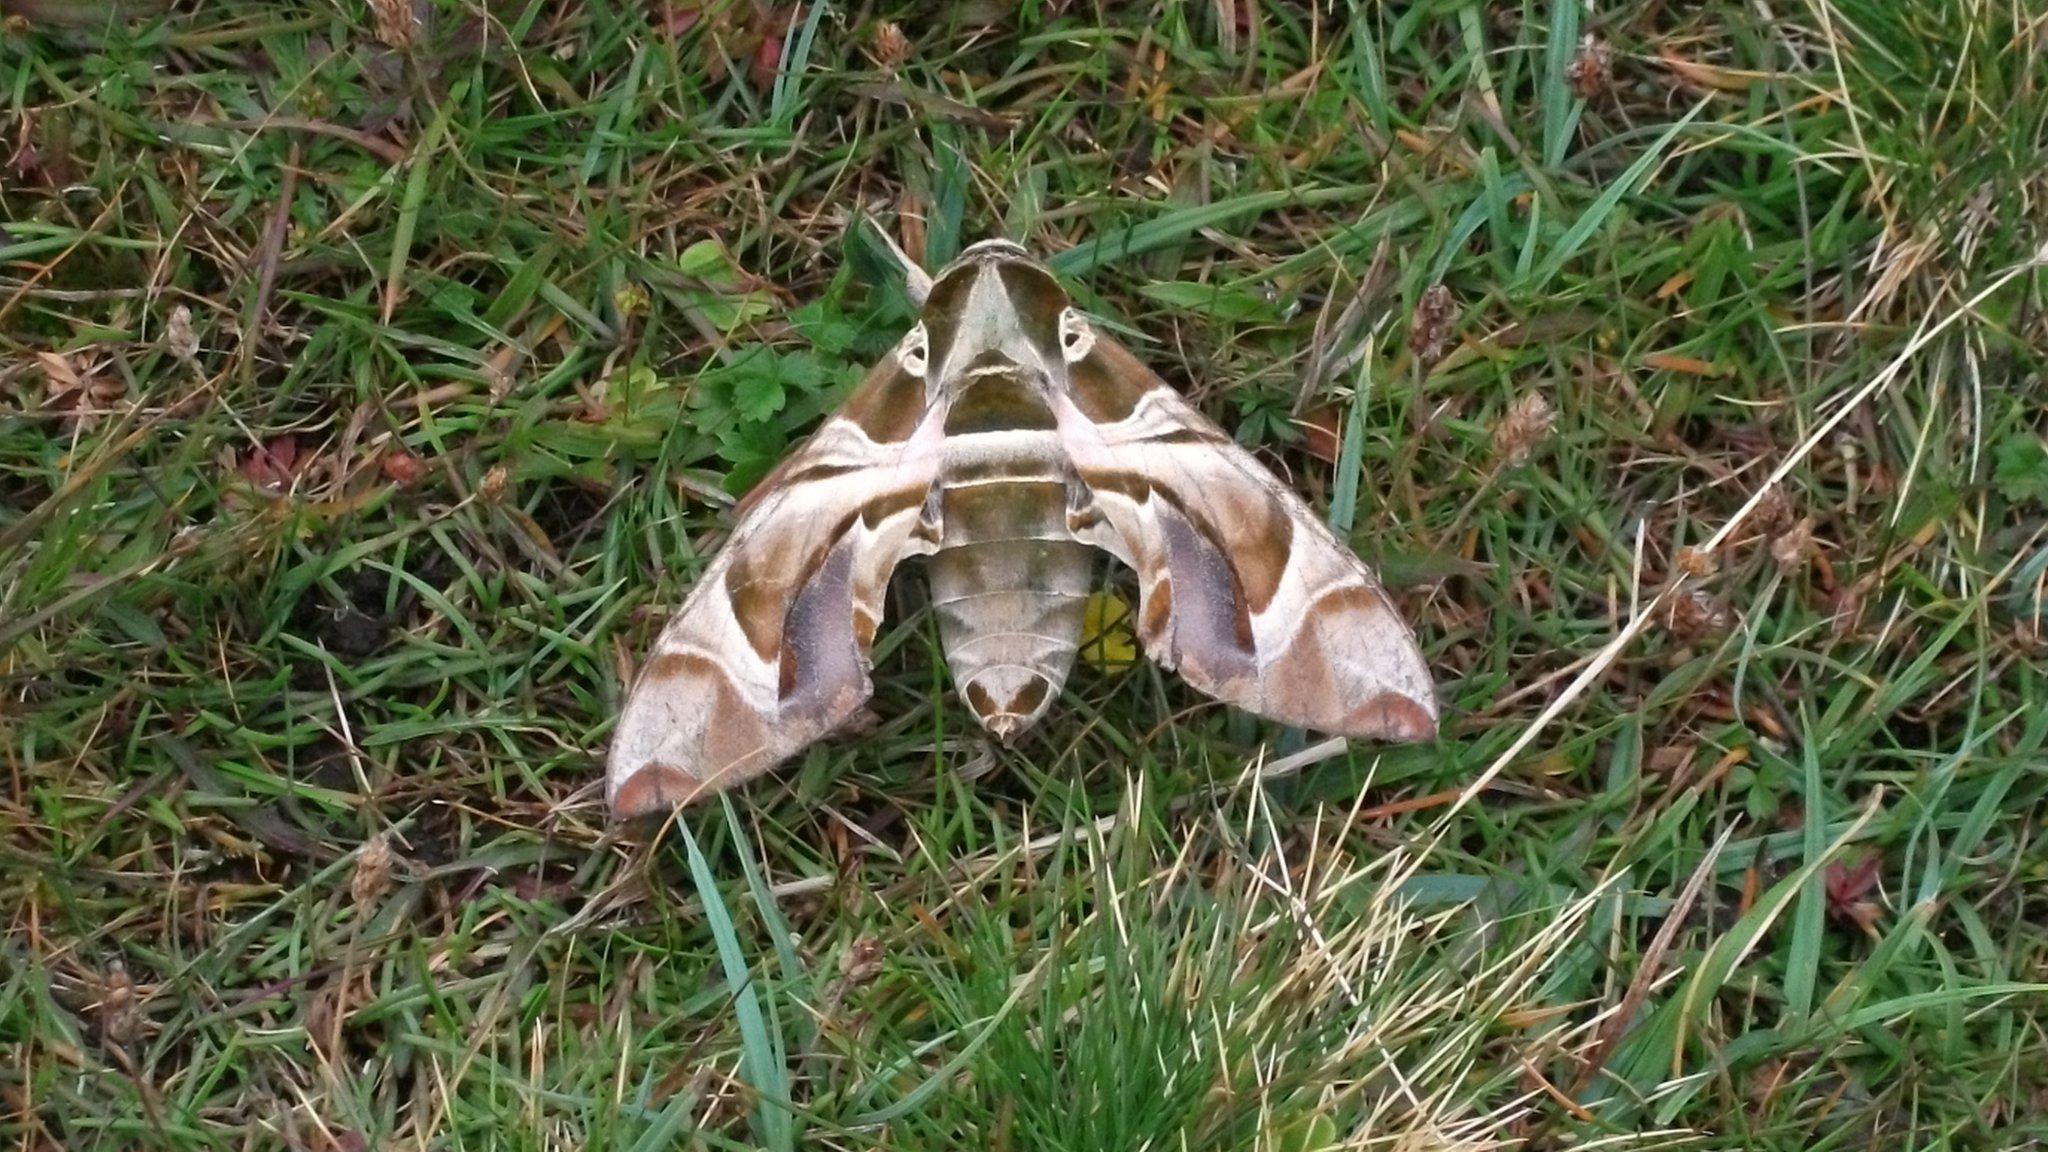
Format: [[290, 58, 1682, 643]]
[[1407, 246, 2048, 872]]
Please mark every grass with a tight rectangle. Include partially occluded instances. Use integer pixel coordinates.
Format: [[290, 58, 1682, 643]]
[[3, 0, 2047, 1148]]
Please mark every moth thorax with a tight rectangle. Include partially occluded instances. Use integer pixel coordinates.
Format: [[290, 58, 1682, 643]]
[[941, 368, 1056, 435]]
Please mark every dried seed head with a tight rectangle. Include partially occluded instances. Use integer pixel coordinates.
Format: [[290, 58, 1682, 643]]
[[166, 304, 199, 363], [369, 0, 418, 49], [1771, 517, 1816, 574], [1675, 546, 1716, 579], [1567, 35, 1612, 99], [872, 21, 911, 70], [1408, 285, 1459, 373], [96, 960, 139, 1048], [1665, 588, 1734, 641], [480, 464, 512, 505], [351, 833, 397, 906], [1751, 486, 1794, 534], [838, 937, 885, 986], [1492, 391, 1555, 467]]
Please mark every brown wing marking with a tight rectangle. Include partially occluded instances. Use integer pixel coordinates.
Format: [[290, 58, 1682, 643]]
[[1056, 333, 1437, 742], [607, 347, 944, 818]]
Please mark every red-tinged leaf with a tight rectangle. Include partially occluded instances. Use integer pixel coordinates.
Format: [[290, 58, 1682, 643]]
[[380, 449, 426, 487], [749, 28, 778, 90], [238, 435, 301, 491], [745, 4, 790, 91], [1294, 405, 1344, 465], [1659, 47, 1756, 93], [661, 0, 704, 36], [1824, 854, 1881, 907], [1642, 352, 1727, 377], [1824, 853, 1885, 933]]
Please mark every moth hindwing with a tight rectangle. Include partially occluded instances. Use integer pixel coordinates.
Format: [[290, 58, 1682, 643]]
[[606, 239, 1437, 817]]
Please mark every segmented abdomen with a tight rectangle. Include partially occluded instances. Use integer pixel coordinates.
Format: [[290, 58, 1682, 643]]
[[928, 435, 1092, 741]]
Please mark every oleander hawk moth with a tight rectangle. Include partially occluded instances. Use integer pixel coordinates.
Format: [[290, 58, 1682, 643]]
[[607, 239, 1437, 817]]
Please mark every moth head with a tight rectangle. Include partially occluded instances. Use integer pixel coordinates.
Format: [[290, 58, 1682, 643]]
[[913, 240, 1092, 400]]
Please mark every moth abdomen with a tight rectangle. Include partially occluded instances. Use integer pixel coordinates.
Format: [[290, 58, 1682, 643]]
[[928, 546, 1093, 740], [927, 476, 1093, 740]]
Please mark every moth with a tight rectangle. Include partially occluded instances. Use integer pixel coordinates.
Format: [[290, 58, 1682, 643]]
[[607, 239, 1437, 818]]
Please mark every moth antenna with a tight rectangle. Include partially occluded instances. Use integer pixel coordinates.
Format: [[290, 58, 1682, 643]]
[[870, 220, 933, 307]]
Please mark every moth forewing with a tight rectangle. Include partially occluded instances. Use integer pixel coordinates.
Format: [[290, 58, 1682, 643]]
[[603, 356, 946, 819], [606, 240, 1436, 819], [1050, 331, 1438, 741]]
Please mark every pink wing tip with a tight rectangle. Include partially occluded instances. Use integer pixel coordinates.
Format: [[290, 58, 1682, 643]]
[[1347, 692, 1438, 743], [610, 762, 704, 821]]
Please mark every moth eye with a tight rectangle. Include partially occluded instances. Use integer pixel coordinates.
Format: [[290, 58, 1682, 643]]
[[1058, 310, 1095, 362], [899, 324, 930, 376]]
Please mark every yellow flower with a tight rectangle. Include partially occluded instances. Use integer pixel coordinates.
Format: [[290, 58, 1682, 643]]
[[1080, 590, 1138, 672]]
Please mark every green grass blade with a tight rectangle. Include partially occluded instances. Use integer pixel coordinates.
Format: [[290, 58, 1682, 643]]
[[381, 89, 460, 325], [1524, 96, 1709, 290], [1540, 0, 1583, 168], [679, 822, 794, 1152], [1784, 717, 1828, 1020]]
